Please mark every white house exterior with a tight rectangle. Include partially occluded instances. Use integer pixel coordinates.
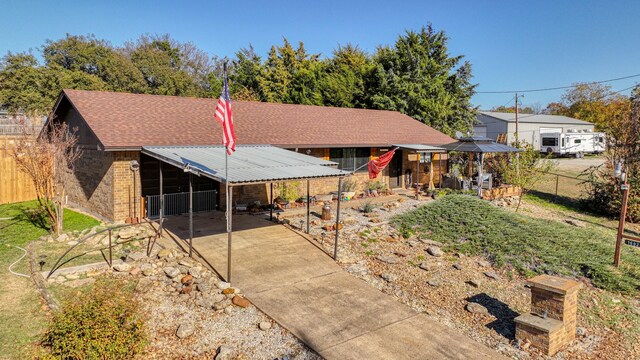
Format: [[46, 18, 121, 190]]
[[474, 111, 595, 148]]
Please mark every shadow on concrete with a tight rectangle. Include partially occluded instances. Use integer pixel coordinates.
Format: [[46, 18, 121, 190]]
[[467, 293, 519, 340]]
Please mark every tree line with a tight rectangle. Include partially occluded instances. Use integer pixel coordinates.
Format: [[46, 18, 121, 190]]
[[0, 26, 477, 136]]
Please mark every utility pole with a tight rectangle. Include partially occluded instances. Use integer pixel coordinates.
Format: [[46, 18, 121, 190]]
[[514, 93, 520, 145]]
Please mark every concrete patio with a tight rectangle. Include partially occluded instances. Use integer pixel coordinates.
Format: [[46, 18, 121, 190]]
[[161, 213, 506, 360]]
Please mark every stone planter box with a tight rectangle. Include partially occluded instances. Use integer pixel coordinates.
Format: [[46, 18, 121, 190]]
[[482, 185, 521, 200]]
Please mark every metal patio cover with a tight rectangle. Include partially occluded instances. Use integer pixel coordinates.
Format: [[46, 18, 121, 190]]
[[141, 145, 350, 184], [441, 136, 522, 153]]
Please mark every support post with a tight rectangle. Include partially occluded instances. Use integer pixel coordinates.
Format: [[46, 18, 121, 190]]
[[108, 229, 112, 267], [270, 182, 273, 221], [306, 180, 310, 234], [555, 174, 559, 200], [415, 153, 420, 199], [334, 177, 342, 260], [227, 186, 233, 282], [614, 182, 630, 267], [189, 172, 193, 258], [159, 161, 164, 236], [477, 153, 485, 198]]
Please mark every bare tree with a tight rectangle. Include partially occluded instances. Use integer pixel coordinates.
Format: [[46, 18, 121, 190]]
[[11, 119, 81, 234]]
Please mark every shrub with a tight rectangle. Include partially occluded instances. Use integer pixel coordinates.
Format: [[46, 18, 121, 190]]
[[362, 201, 375, 213], [41, 279, 146, 359], [340, 177, 358, 192]]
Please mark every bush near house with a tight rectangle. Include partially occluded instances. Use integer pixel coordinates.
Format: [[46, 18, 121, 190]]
[[40, 279, 146, 359], [393, 195, 640, 295]]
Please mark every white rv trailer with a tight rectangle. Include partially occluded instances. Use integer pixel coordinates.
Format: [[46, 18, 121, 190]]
[[539, 130, 605, 157]]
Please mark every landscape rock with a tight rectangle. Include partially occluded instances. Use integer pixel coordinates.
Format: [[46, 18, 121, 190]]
[[56, 233, 69, 242], [466, 280, 480, 288], [181, 274, 194, 285], [140, 263, 154, 276], [126, 251, 146, 263], [66, 240, 79, 246], [426, 246, 443, 257], [381, 272, 398, 282], [427, 279, 441, 287], [419, 262, 433, 271], [112, 263, 131, 272], [217, 281, 231, 290], [164, 267, 181, 278], [117, 227, 139, 240], [484, 271, 500, 280], [259, 321, 272, 331], [232, 295, 251, 308], [157, 248, 172, 259], [176, 323, 195, 339], [452, 263, 462, 270], [420, 239, 443, 247], [196, 282, 210, 292], [180, 284, 193, 294], [346, 263, 368, 276], [222, 288, 235, 295], [476, 260, 491, 268], [188, 267, 201, 278], [376, 255, 398, 264], [135, 278, 153, 293], [576, 327, 588, 337], [129, 267, 141, 276], [466, 302, 489, 315], [215, 345, 234, 360]]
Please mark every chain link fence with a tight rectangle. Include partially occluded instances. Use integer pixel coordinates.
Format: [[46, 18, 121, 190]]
[[529, 171, 594, 204]]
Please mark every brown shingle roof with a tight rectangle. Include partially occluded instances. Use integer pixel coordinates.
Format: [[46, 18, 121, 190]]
[[60, 89, 454, 149]]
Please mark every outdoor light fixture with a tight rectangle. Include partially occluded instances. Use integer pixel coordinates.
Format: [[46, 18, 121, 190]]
[[129, 160, 140, 172]]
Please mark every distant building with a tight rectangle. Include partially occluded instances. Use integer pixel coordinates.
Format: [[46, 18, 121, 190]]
[[474, 111, 595, 147]]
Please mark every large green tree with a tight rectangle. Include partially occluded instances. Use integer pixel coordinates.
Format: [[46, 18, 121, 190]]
[[43, 34, 146, 93], [320, 44, 372, 108], [366, 25, 477, 136]]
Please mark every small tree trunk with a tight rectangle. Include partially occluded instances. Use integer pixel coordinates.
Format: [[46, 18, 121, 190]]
[[515, 189, 525, 212]]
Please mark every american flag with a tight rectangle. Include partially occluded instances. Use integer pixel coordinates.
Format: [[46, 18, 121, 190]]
[[214, 70, 236, 155]]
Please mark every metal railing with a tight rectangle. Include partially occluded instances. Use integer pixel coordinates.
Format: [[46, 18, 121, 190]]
[[45, 220, 161, 279], [146, 190, 217, 218], [0, 125, 42, 136]]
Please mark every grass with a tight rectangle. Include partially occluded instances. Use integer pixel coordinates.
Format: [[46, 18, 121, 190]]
[[392, 194, 640, 295], [0, 201, 100, 359]]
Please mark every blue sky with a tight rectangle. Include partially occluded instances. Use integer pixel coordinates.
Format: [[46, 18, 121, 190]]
[[1, 0, 639, 109]]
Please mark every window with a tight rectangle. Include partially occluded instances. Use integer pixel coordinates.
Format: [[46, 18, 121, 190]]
[[329, 148, 370, 172], [574, 139, 582, 144], [562, 138, 565, 147], [542, 137, 558, 147]]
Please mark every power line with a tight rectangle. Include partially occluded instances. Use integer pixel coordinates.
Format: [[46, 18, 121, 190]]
[[476, 73, 640, 94]]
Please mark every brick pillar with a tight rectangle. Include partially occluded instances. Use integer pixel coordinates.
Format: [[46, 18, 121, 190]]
[[112, 151, 141, 223], [515, 274, 582, 355]]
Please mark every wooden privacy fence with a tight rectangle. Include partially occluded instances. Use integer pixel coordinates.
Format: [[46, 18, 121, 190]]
[[0, 136, 37, 204]]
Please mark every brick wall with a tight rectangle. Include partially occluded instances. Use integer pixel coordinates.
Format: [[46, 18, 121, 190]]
[[62, 148, 115, 220]]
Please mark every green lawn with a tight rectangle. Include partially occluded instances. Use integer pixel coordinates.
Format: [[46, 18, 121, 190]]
[[393, 194, 640, 295], [0, 201, 100, 359]]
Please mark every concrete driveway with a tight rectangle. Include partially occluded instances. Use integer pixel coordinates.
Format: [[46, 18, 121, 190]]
[[163, 213, 506, 359]]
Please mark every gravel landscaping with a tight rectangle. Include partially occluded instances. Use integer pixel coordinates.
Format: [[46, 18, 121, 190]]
[[281, 194, 640, 359]]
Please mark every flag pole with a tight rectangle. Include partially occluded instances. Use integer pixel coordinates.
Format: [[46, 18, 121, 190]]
[[223, 61, 232, 283]]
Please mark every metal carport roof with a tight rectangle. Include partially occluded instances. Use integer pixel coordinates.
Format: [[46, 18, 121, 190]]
[[141, 145, 350, 185], [393, 144, 447, 152]]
